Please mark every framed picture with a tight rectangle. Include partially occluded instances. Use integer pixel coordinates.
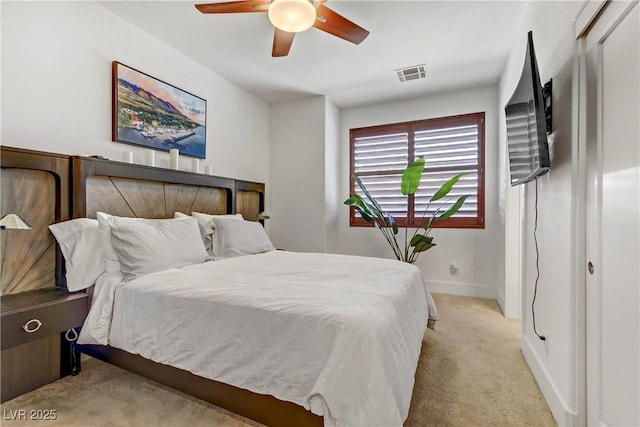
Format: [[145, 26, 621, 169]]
[[112, 61, 207, 159]]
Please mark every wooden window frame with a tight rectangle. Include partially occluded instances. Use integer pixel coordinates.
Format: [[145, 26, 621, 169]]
[[349, 112, 485, 229]]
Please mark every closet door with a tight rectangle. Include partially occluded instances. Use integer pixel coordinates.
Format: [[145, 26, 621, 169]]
[[584, 1, 639, 425]]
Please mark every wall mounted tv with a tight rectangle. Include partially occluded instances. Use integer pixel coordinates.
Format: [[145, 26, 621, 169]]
[[505, 31, 552, 186]]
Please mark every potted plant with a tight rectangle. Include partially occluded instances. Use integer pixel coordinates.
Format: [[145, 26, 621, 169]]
[[344, 157, 468, 263]]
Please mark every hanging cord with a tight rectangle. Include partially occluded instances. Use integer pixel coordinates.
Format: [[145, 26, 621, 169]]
[[532, 179, 546, 341], [65, 328, 80, 375]]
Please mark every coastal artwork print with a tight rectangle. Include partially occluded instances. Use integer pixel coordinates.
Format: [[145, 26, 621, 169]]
[[112, 61, 206, 159]]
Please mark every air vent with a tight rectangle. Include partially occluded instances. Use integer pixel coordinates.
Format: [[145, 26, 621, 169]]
[[395, 64, 426, 82]]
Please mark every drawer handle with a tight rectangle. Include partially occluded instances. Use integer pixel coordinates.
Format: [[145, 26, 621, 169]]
[[22, 319, 42, 333]]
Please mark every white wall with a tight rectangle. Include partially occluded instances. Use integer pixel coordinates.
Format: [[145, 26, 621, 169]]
[[268, 96, 326, 252], [1, 1, 270, 184], [338, 86, 501, 299], [498, 1, 586, 424], [324, 99, 341, 254]]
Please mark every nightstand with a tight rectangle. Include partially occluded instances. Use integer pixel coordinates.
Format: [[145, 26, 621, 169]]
[[0, 287, 89, 402]]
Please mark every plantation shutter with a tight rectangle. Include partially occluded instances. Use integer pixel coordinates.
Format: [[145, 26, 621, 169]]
[[352, 128, 409, 217], [413, 121, 481, 221], [350, 112, 484, 229]]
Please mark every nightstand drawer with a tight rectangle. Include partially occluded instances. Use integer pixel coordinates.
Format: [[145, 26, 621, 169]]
[[1, 289, 88, 350]]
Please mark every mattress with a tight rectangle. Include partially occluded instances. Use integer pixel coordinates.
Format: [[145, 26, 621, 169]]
[[78, 250, 437, 427]]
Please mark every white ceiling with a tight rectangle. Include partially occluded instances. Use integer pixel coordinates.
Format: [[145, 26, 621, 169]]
[[99, 0, 529, 108]]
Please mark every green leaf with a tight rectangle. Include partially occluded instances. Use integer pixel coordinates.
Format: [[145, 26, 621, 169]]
[[353, 174, 400, 231], [346, 198, 378, 226], [388, 213, 399, 235], [401, 157, 425, 195], [358, 209, 374, 225], [437, 195, 469, 221], [431, 173, 467, 201], [344, 194, 361, 207], [424, 207, 442, 231], [353, 174, 385, 214], [344, 193, 380, 219], [350, 204, 375, 225], [409, 234, 422, 247], [410, 234, 433, 247], [413, 242, 436, 253]]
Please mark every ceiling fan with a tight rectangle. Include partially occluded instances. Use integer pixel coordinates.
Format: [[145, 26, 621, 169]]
[[195, 0, 370, 57]]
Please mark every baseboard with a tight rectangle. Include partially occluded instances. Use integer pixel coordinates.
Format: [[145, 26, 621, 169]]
[[521, 335, 578, 426], [426, 279, 498, 300]]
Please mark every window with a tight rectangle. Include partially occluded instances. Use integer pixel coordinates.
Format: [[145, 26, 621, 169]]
[[349, 112, 485, 229]]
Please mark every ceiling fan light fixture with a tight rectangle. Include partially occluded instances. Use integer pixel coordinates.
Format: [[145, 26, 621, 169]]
[[268, 0, 316, 33]]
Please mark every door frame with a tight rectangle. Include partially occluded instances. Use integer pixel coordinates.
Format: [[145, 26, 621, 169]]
[[574, 2, 608, 426], [574, 1, 639, 425]]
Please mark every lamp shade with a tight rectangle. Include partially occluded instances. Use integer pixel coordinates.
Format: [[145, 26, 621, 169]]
[[0, 213, 32, 230], [268, 0, 316, 33]]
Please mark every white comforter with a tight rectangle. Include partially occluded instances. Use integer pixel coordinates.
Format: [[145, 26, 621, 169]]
[[79, 251, 437, 427]]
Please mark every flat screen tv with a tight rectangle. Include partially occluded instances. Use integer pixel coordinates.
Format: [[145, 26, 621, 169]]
[[505, 31, 551, 186]]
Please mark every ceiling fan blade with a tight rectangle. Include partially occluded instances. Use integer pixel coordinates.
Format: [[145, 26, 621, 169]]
[[195, 0, 269, 14], [272, 29, 295, 57], [313, 4, 370, 45]]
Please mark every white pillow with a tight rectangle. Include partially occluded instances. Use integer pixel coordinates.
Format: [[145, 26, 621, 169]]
[[209, 217, 275, 260], [174, 211, 211, 250], [99, 213, 208, 279], [191, 212, 243, 234], [49, 218, 105, 291], [187, 212, 243, 255], [96, 212, 123, 269]]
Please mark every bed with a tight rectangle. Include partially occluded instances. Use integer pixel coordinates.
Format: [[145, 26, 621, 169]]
[[59, 155, 437, 427]]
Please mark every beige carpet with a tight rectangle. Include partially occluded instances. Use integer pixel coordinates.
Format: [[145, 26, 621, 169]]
[[1, 294, 555, 427], [405, 294, 555, 427]]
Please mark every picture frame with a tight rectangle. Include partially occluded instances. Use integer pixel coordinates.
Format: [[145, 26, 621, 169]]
[[112, 61, 207, 159]]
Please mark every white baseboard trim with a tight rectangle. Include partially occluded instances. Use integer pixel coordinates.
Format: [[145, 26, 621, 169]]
[[426, 279, 498, 300], [521, 335, 578, 427]]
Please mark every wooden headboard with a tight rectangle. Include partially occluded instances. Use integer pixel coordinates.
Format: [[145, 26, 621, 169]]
[[71, 156, 265, 221], [0, 147, 70, 295]]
